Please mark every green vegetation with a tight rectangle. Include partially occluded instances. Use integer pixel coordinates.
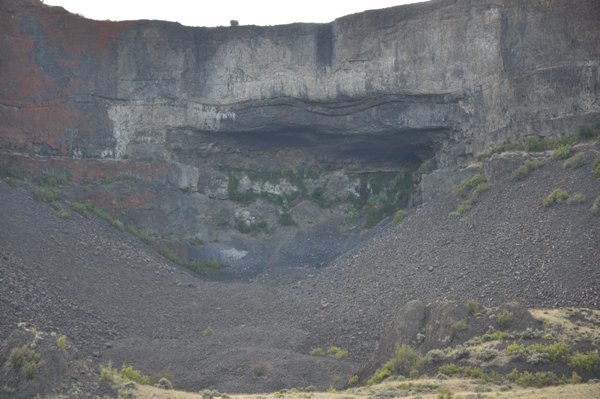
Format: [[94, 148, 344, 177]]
[[279, 212, 297, 226], [551, 145, 572, 160], [72, 202, 91, 217], [567, 193, 586, 205], [126, 225, 153, 244], [228, 169, 414, 230], [507, 368, 581, 387], [575, 117, 600, 140], [34, 173, 67, 187], [451, 174, 486, 198], [7, 345, 41, 379], [251, 362, 268, 378], [392, 209, 406, 225], [543, 189, 569, 207], [437, 364, 500, 383], [368, 345, 419, 385], [591, 196, 600, 216], [71, 202, 124, 230], [155, 377, 173, 390], [202, 326, 214, 337], [100, 362, 118, 382], [594, 155, 600, 178], [409, 369, 419, 379], [159, 247, 224, 276], [29, 173, 68, 202], [497, 309, 514, 327], [449, 320, 467, 339], [33, 186, 61, 202], [511, 159, 544, 181], [235, 217, 270, 235], [51, 201, 71, 219], [120, 365, 149, 384], [448, 175, 488, 218], [309, 348, 325, 357], [564, 153, 585, 169], [327, 346, 348, 359], [347, 375, 359, 386], [466, 299, 480, 315], [569, 351, 599, 373], [477, 135, 582, 161], [507, 342, 570, 362], [56, 335, 67, 349]]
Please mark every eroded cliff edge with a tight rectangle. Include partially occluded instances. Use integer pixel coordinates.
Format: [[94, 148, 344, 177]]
[[1, 0, 599, 272]]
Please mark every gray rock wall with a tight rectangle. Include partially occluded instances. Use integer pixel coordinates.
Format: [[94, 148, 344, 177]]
[[3, 0, 599, 169]]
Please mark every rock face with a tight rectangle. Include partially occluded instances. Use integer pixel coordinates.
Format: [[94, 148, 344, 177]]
[[1, 0, 599, 271], [2, 0, 599, 169]]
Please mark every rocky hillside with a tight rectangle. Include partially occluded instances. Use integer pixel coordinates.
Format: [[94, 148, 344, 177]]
[[1, 140, 599, 396]]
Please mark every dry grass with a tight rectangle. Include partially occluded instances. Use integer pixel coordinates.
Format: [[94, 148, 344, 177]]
[[530, 308, 600, 342], [129, 377, 600, 399]]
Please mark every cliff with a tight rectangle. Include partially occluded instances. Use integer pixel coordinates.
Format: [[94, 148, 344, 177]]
[[2, 0, 599, 170], [1, 0, 599, 271]]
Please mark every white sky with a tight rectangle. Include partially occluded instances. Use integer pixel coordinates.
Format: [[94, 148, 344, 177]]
[[42, 0, 428, 28]]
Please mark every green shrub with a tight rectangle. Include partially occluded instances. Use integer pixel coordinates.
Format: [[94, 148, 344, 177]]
[[34, 173, 67, 187], [497, 309, 514, 327], [452, 174, 486, 198], [551, 145, 572, 160], [72, 202, 91, 217], [591, 196, 600, 216], [279, 212, 297, 226], [569, 351, 599, 373], [33, 186, 61, 202], [56, 335, 67, 349], [155, 377, 173, 389], [51, 201, 71, 219], [251, 362, 268, 378], [567, 193, 586, 205], [327, 346, 348, 359], [7, 345, 40, 370], [393, 209, 406, 224], [409, 369, 419, 379], [309, 348, 325, 357], [425, 349, 446, 364], [466, 299, 480, 314], [594, 156, 600, 178], [449, 320, 467, 338], [387, 344, 420, 373], [347, 375, 359, 386], [526, 351, 550, 365], [8, 345, 29, 370], [203, 326, 214, 337], [120, 365, 149, 384], [22, 360, 39, 379], [437, 364, 500, 382], [100, 362, 118, 382], [126, 225, 153, 244], [543, 189, 569, 207], [563, 153, 585, 169], [476, 349, 498, 362], [89, 206, 124, 230], [511, 160, 544, 181], [367, 366, 392, 385], [507, 342, 570, 362]]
